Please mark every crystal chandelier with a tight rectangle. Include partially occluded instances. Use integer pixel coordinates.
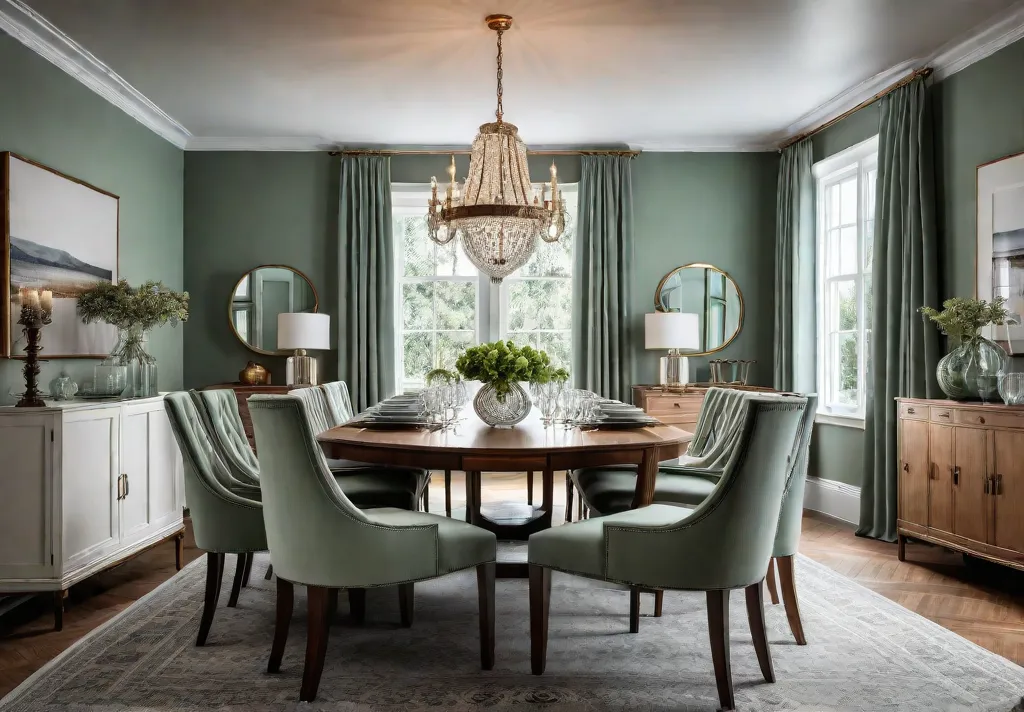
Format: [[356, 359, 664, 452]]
[[426, 14, 568, 284]]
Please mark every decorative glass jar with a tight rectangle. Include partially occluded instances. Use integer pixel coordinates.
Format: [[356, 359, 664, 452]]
[[473, 382, 530, 428], [111, 325, 158, 398], [49, 373, 79, 401], [936, 336, 1007, 401]]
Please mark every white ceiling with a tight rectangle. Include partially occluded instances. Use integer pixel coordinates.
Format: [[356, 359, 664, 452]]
[[9, 0, 1024, 150]]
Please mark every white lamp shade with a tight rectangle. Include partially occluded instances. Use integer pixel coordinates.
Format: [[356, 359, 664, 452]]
[[645, 312, 700, 350], [278, 312, 331, 351]]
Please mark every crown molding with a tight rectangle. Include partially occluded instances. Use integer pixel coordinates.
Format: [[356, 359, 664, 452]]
[[185, 136, 330, 151], [0, 0, 190, 148]]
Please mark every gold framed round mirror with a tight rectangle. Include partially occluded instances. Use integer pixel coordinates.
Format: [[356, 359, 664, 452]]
[[654, 263, 743, 356], [229, 265, 319, 356]]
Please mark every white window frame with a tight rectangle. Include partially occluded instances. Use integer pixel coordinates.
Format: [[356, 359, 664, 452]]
[[812, 135, 878, 429], [392, 183, 577, 391]]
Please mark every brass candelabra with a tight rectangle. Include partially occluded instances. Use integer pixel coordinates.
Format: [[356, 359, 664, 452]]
[[16, 288, 54, 408]]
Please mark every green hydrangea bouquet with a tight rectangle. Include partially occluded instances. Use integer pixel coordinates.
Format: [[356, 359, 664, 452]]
[[455, 340, 567, 399]]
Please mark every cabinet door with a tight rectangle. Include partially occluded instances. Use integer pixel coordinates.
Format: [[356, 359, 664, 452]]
[[120, 409, 152, 544], [120, 404, 182, 549], [899, 418, 929, 527], [928, 423, 954, 533], [952, 427, 989, 544], [62, 408, 120, 572], [147, 407, 183, 529], [992, 430, 1024, 553], [0, 413, 54, 580]]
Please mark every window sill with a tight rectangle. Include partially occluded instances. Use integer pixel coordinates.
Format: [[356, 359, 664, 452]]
[[815, 412, 866, 430]]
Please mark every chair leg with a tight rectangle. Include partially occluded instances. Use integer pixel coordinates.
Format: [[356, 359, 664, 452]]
[[529, 564, 551, 675], [776, 555, 807, 645], [399, 583, 414, 628], [422, 479, 430, 512], [300, 586, 333, 703], [526, 470, 534, 506], [629, 589, 641, 633], [765, 557, 780, 605], [265, 563, 274, 580], [444, 470, 452, 518], [227, 553, 246, 608], [706, 589, 735, 711], [268, 577, 294, 673], [653, 590, 664, 617], [241, 552, 253, 588], [477, 562, 496, 670], [564, 473, 574, 522], [197, 552, 225, 646], [745, 581, 776, 683], [348, 588, 366, 624], [53, 590, 64, 632]]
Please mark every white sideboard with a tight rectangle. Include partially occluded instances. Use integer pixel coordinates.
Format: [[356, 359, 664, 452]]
[[0, 395, 184, 630]]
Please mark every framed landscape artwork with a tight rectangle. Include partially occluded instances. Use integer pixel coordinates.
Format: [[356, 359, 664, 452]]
[[978, 150, 1024, 354], [2, 153, 119, 358]]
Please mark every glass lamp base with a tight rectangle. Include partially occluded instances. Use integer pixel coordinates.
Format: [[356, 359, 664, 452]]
[[286, 350, 318, 386], [659, 354, 690, 387]]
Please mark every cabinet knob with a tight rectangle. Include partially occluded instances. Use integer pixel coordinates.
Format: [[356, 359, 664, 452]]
[[902, 462, 909, 472], [952, 466, 960, 486], [673, 402, 680, 408], [979, 416, 986, 424], [907, 407, 916, 415]]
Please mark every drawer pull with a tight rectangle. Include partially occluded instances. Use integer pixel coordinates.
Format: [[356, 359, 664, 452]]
[[994, 474, 1003, 496], [952, 466, 959, 486], [673, 402, 680, 408], [902, 462, 909, 472], [937, 411, 950, 418], [984, 476, 991, 495], [907, 407, 916, 415], [979, 416, 986, 424]]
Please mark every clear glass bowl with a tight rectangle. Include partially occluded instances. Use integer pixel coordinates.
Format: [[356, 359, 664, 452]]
[[997, 371, 1024, 405]]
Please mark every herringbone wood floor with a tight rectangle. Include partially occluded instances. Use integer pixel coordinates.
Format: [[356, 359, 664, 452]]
[[0, 472, 1022, 697]]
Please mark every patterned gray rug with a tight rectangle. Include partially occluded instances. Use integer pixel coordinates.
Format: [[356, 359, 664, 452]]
[[2, 553, 1022, 711]]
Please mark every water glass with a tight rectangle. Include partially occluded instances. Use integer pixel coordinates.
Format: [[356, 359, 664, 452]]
[[998, 370, 1024, 405]]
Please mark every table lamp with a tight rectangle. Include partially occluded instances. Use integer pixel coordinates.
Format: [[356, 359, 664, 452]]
[[278, 313, 330, 386], [645, 312, 700, 387]]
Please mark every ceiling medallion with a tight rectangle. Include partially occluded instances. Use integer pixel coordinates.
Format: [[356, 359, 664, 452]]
[[426, 14, 569, 284]]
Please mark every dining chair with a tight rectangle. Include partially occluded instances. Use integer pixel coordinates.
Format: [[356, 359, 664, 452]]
[[163, 393, 268, 644], [290, 385, 430, 511], [249, 394, 497, 702], [527, 396, 807, 711]]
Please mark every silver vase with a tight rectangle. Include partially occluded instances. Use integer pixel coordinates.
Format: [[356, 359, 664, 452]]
[[473, 382, 530, 428]]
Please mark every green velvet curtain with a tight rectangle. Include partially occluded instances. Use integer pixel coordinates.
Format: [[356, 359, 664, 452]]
[[858, 77, 941, 541], [338, 155, 395, 412], [572, 155, 635, 402], [773, 139, 816, 393]]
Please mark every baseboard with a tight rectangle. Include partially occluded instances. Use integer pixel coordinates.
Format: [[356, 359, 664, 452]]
[[803, 476, 861, 525]]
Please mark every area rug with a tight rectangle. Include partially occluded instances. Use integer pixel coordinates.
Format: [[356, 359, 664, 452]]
[[2, 553, 1022, 711]]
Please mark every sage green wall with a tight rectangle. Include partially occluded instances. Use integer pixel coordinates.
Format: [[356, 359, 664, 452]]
[[0, 35, 184, 403], [182, 151, 778, 388], [810, 38, 1024, 487]]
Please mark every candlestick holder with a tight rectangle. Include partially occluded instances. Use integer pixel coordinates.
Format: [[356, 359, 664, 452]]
[[16, 292, 54, 408]]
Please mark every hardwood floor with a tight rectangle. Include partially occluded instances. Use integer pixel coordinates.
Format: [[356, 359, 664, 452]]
[[0, 471, 1021, 698]]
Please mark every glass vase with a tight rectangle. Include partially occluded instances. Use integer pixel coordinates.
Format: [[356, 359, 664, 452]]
[[111, 325, 158, 398], [935, 336, 1007, 401], [473, 382, 530, 428]]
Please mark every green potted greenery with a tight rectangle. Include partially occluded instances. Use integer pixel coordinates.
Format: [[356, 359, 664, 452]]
[[78, 280, 189, 397], [454, 340, 566, 427], [920, 296, 1008, 400]]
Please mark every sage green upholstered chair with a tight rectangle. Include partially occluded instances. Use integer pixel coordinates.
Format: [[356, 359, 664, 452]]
[[163, 393, 268, 646], [290, 385, 430, 511], [249, 394, 497, 703], [528, 397, 808, 712]]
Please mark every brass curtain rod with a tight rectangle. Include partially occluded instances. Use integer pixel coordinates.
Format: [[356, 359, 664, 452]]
[[780, 66, 934, 150], [328, 148, 640, 157]]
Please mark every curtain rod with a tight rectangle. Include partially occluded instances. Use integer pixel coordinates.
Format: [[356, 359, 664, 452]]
[[328, 148, 640, 157], [779, 67, 933, 151]]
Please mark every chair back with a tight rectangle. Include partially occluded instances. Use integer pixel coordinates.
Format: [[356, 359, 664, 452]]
[[683, 387, 749, 468], [322, 381, 355, 424], [606, 396, 807, 590], [289, 385, 335, 434], [773, 394, 817, 557], [191, 389, 259, 481]]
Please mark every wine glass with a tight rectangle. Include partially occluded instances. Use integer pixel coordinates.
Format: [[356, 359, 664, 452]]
[[976, 374, 998, 404]]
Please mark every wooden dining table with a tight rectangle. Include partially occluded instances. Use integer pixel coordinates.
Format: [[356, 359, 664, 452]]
[[317, 411, 693, 576]]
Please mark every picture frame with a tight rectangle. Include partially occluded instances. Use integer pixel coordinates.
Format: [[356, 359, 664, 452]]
[[3, 153, 119, 358]]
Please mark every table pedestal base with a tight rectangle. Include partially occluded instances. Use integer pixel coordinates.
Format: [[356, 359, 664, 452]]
[[465, 470, 554, 578]]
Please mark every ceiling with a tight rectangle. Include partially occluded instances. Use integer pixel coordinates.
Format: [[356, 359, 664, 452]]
[[12, 0, 1024, 150]]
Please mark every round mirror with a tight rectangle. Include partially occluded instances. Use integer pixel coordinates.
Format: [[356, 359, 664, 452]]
[[654, 263, 743, 355], [229, 265, 319, 355]]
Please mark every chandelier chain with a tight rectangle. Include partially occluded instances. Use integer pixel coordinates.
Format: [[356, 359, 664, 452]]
[[495, 29, 504, 123]]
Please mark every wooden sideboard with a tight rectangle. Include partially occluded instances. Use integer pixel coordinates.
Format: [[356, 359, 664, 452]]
[[632, 385, 708, 431], [897, 397, 1024, 572], [201, 383, 294, 450]]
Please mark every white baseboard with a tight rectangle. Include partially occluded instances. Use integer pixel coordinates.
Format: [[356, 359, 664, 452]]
[[803, 477, 861, 525]]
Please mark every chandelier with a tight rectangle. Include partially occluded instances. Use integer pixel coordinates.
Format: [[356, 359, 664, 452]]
[[426, 14, 569, 284]]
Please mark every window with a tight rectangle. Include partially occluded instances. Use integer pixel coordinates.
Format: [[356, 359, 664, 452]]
[[813, 136, 878, 426], [393, 185, 577, 390]]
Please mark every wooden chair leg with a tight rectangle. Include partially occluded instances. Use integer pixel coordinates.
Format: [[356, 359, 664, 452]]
[[745, 581, 776, 683], [197, 552, 225, 646], [776, 555, 807, 645], [765, 557, 780, 605], [227, 553, 246, 607], [629, 588, 641, 633], [265, 563, 274, 580], [526, 470, 534, 505], [529, 564, 551, 675], [268, 577, 294, 673], [706, 589, 735, 711], [241, 552, 254, 588], [444, 470, 452, 517], [477, 562, 496, 670], [300, 586, 333, 703], [422, 479, 430, 512], [175, 533, 185, 572], [53, 590, 64, 632], [399, 583, 415, 627], [348, 588, 366, 624], [564, 473, 574, 522]]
